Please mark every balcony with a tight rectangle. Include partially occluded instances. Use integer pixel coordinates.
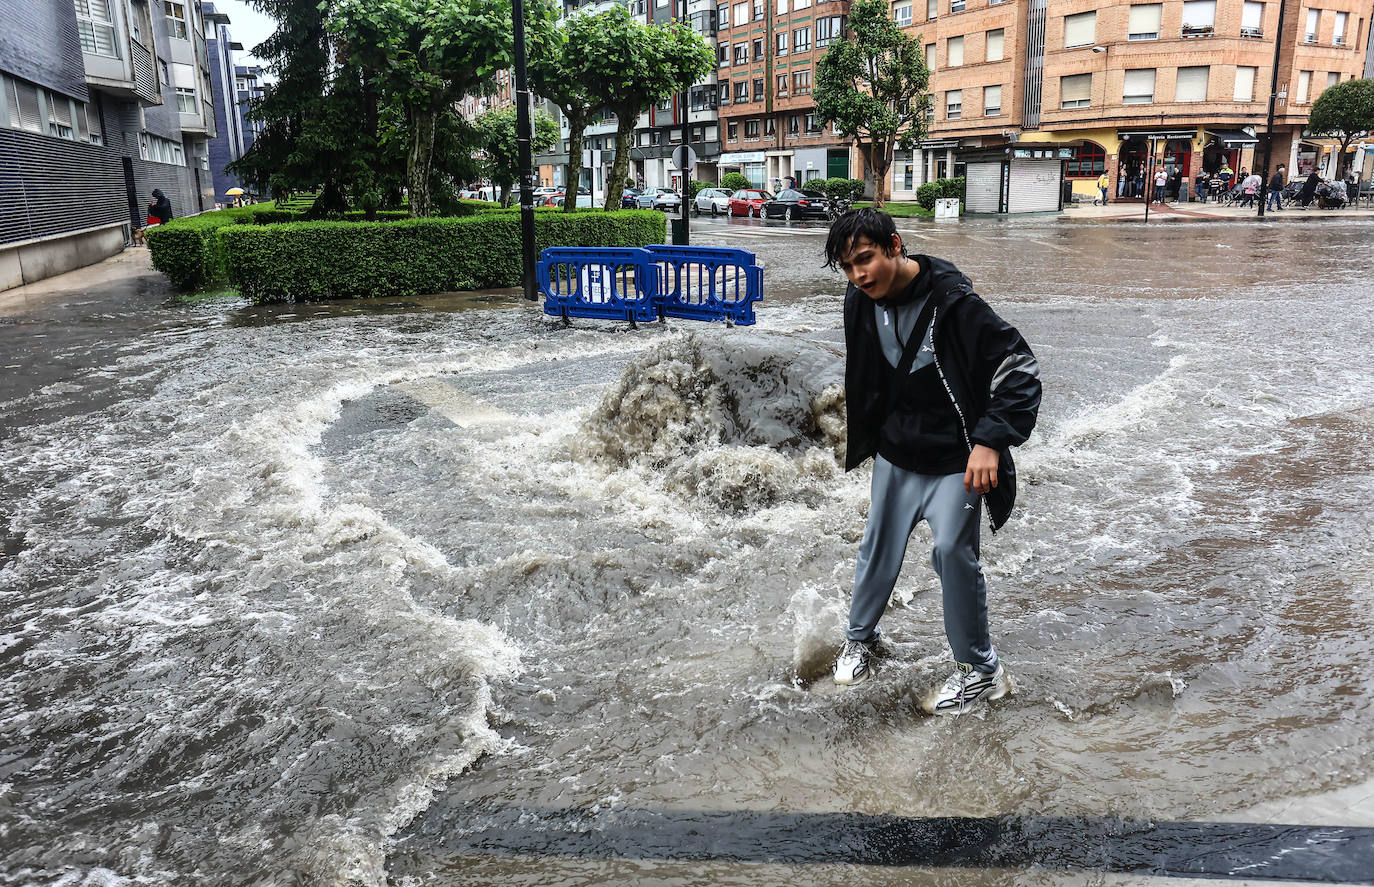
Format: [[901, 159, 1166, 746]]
[[1181, 25, 1214, 38], [1240, 27, 1262, 38]]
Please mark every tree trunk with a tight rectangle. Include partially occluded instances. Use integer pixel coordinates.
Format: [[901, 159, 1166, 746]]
[[407, 107, 437, 218], [865, 141, 891, 208], [563, 106, 586, 214], [606, 112, 634, 212]]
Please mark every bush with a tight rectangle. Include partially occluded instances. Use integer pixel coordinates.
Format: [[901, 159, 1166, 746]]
[[219, 209, 666, 302], [916, 182, 941, 210], [688, 179, 713, 199], [146, 205, 266, 288], [826, 178, 866, 202], [800, 178, 827, 196], [936, 176, 966, 200], [720, 172, 750, 192]]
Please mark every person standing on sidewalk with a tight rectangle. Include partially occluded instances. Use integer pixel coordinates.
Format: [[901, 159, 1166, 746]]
[[1096, 171, 1110, 205], [826, 209, 1042, 715], [1267, 165, 1286, 212], [1153, 166, 1169, 204]]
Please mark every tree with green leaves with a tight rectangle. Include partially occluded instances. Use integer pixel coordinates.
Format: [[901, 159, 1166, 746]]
[[529, 8, 603, 213], [568, 6, 714, 211], [814, 0, 932, 208], [474, 108, 560, 207], [328, 0, 514, 217], [1307, 78, 1374, 178]]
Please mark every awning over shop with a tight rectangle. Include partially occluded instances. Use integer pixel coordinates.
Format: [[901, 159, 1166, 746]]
[[1205, 129, 1259, 147]]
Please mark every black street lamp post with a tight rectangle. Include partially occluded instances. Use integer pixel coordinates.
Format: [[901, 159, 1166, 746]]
[[1258, 0, 1290, 218], [513, 0, 538, 299]]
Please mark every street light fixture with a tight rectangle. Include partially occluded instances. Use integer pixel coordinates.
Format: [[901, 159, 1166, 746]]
[[1258, 0, 1290, 218]]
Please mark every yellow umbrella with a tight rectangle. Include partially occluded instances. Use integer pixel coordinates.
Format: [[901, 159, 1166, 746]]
[[225, 187, 245, 196]]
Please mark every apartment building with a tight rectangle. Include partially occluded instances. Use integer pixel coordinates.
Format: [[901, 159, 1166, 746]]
[[716, 0, 860, 190], [902, 0, 1373, 202], [1, 0, 220, 289]]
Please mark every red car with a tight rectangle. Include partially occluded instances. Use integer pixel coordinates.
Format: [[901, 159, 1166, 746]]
[[728, 189, 774, 217]]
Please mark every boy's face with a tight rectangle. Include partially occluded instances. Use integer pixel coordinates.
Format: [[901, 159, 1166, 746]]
[[837, 234, 904, 302]]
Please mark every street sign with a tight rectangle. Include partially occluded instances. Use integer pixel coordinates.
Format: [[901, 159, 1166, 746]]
[[672, 145, 697, 171]]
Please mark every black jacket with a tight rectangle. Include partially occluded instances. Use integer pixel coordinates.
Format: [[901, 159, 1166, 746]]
[[844, 256, 1042, 531], [149, 189, 172, 223]]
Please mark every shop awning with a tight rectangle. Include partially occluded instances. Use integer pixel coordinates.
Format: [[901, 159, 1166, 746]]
[[1206, 129, 1259, 147]]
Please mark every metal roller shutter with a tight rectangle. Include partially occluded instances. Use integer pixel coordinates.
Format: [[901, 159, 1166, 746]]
[[1007, 159, 1061, 213], [965, 162, 1003, 213]]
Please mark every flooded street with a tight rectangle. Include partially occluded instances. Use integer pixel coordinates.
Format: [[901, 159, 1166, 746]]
[[2, 216, 1372, 886]]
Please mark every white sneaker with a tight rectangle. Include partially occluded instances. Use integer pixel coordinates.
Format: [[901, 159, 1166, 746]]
[[924, 661, 1011, 715], [833, 638, 879, 685]]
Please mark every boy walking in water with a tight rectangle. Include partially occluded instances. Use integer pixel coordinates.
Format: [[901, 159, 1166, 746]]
[[827, 210, 1041, 715]]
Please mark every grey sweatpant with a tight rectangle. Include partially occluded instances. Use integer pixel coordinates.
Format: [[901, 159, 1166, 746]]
[[847, 455, 998, 673]]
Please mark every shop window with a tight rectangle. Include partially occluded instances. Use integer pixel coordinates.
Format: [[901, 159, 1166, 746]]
[[1064, 142, 1105, 177]]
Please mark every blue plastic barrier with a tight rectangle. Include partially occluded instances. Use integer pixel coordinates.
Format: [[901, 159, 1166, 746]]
[[538, 247, 658, 323], [647, 245, 763, 326], [538, 245, 762, 326]]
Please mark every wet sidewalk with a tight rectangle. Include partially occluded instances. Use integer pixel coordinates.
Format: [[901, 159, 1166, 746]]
[[1063, 197, 1374, 222]]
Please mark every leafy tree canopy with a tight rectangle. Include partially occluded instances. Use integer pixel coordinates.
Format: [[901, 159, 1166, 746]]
[[1307, 78, 1374, 175]]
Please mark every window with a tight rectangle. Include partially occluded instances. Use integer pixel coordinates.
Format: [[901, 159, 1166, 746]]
[[947, 35, 964, 66], [164, 1, 188, 40], [894, 3, 912, 27], [927, 0, 937, 19], [776, 0, 788, 12], [788, 114, 800, 133], [765, 118, 775, 136], [735, 80, 750, 102], [950, 0, 964, 11], [175, 86, 197, 112], [1128, 3, 1162, 39], [1175, 65, 1209, 101], [983, 84, 1001, 115], [1064, 142, 1105, 176], [793, 0, 810, 8], [1241, 1, 1263, 37], [46, 95, 74, 138], [1123, 68, 1155, 103], [776, 31, 788, 55], [1326, 71, 1339, 91], [943, 89, 962, 118], [719, 43, 730, 66], [925, 42, 935, 70], [793, 69, 811, 93], [1064, 11, 1096, 47], [734, 2, 749, 27], [805, 112, 820, 131], [5, 77, 42, 133], [1297, 69, 1311, 102], [816, 16, 844, 48], [986, 28, 1004, 61], [718, 2, 729, 27], [1234, 66, 1256, 101], [735, 44, 748, 64], [776, 72, 788, 94], [1181, 1, 1215, 36], [745, 120, 761, 140], [75, 0, 119, 57], [753, 38, 764, 60], [754, 77, 764, 101], [753, 0, 763, 20], [1060, 73, 1091, 108], [1305, 8, 1318, 42], [1333, 11, 1347, 44], [728, 121, 739, 140], [794, 26, 810, 52], [669, 127, 683, 144], [719, 80, 730, 104]]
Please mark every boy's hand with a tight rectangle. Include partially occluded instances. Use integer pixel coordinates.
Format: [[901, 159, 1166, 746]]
[[964, 445, 999, 495]]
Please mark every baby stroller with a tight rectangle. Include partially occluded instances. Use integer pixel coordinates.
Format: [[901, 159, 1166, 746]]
[[1279, 181, 1304, 207], [1315, 181, 1347, 209], [1221, 183, 1246, 206]]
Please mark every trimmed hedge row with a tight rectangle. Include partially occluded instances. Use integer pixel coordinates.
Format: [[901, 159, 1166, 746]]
[[916, 177, 966, 210], [219, 210, 666, 302], [145, 205, 267, 288]]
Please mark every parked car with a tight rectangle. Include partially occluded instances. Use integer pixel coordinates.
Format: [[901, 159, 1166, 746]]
[[692, 188, 731, 216], [636, 188, 682, 211], [728, 189, 774, 217], [532, 186, 559, 198], [551, 194, 596, 208], [761, 189, 829, 221], [460, 185, 496, 201], [622, 188, 642, 208]]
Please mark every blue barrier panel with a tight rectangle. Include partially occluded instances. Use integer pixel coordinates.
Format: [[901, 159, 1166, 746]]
[[537, 245, 763, 325], [645, 245, 763, 326], [538, 247, 658, 323]]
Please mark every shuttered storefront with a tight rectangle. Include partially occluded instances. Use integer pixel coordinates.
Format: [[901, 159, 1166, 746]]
[[964, 161, 1004, 213], [1007, 159, 1062, 213]]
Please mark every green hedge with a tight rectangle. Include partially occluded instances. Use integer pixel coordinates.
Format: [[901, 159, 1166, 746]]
[[146, 205, 267, 288], [915, 177, 966, 210], [219, 209, 666, 302]]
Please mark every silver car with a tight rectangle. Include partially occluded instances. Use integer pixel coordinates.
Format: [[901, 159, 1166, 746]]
[[637, 188, 682, 211], [693, 188, 731, 216]]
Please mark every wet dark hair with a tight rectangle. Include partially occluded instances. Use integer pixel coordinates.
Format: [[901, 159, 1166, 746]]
[[824, 208, 900, 270]]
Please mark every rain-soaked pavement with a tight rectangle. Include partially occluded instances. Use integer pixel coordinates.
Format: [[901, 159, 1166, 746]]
[[1, 213, 1373, 887]]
